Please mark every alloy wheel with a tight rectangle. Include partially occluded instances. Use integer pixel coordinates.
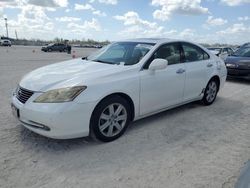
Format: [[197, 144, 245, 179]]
[[98, 103, 127, 137], [206, 81, 217, 103]]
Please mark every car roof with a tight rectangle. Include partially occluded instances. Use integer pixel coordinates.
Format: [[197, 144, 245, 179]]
[[120, 38, 180, 44]]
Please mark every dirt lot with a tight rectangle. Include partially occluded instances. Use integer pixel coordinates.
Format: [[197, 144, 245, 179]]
[[0, 46, 249, 188]]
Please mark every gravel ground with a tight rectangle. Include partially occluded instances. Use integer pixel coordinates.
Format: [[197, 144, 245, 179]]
[[0, 46, 250, 188]]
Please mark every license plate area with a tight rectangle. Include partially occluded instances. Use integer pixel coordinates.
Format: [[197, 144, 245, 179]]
[[11, 103, 20, 118]]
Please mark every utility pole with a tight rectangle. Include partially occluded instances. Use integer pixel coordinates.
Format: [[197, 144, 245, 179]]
[[4, 18, 9, 38], [15, 30, 18, 40]]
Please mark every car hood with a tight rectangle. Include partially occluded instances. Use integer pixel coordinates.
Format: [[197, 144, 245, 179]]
[[20, 58, 128, 91]]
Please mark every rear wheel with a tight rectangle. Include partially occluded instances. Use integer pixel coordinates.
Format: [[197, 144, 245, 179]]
[[90, 96, 131, 142], [202, 79, 218, 105]]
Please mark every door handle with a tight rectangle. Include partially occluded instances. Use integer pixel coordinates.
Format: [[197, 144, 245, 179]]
[[176, 68, 185, 74], [207, 63, 213, 67]]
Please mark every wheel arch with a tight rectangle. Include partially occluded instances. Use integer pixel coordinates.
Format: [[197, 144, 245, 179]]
[[91, 92, 135, 121], [209, 75, 220, 91], [89, 92, 135, 137]]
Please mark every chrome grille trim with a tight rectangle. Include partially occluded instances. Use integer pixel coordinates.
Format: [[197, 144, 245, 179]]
[[16, 86, 34, 104]]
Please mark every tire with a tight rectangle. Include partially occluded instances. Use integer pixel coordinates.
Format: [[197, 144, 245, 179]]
[[202, 79, 219, 105], [90, 95, 131, 142]]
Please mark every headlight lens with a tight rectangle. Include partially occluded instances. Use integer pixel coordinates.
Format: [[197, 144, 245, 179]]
[[226, 63, 236, 68], [34, 86, 87, 103]]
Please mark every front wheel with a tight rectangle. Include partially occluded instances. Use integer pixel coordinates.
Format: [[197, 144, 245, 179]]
[[202, 79, 218, 105], [90, 96, 131, 142]]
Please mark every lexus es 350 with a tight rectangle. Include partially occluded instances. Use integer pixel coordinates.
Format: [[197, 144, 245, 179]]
[[11, 38, 227, 142]]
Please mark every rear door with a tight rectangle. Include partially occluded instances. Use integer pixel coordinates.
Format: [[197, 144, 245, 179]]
[[181, 42, 212, 101]]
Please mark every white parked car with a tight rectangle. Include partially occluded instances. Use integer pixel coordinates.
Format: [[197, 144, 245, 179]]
[[11, 38, 227, 142], [207, 47, 234, 60]]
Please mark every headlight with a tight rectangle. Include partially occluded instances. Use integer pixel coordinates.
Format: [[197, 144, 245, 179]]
[[226, 63, 236, 68], [34, 86, 87, 103]]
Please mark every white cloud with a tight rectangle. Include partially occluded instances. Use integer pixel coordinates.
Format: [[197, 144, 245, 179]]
[[217, 23, 250, 34], [89, 0, 118, 5], [0, 7, 3, 17], [74, 3, 106, 17], [221, 0, 250, 6], [75, 3, 94, 10], [28, 0, 68, 7], [114, 12, 205, 40], [93, 10, 107, 16], [238, 16, 250, 21], [216, 23, 250, 44], [114, 11, 175, 38], [67, 18, 101, 33], [114, 11, 158, 29], [152, 0, 209, 21], [206, 16, 228, 26], [4, 5, 56, 39], [55, 16, 81, 22], [179, 28, 195, 38]]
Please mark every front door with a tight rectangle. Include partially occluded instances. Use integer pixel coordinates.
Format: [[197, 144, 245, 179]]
[[139, 43, 186, 115]]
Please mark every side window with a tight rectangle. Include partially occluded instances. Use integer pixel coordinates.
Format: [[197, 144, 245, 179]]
[[204, 52, 209, 60], [182, 43, 209, 62], [152, 43, 181, 65], [223, 48, 228, 53], [228, 48, 234, 55]]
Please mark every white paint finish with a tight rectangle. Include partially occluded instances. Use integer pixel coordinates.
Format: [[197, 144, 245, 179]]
[[139, 63, 185, 115], [183, 59, 210, 101], [11, 39, 226, 139]]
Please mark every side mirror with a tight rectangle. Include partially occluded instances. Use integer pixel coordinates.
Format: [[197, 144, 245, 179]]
[[149, 58, 168, 71]]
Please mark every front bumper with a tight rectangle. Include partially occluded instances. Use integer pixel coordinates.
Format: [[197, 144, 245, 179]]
[[227, 68, 250, 77], [11, 94, 97, 139]]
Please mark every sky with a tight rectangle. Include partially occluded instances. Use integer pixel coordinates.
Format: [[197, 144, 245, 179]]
[[0, 0, 250, 44]]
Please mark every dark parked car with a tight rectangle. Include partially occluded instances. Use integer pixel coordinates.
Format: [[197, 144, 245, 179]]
[[1, 39, 11, 46], [225, 44, 250, 78], [41, 43, 68, 52]]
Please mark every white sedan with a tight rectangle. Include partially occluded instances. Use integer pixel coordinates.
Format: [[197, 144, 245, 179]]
[[11, 38, 227, 142]]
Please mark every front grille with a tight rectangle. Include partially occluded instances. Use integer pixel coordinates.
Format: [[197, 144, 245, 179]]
[[16, 87, 34, 104]]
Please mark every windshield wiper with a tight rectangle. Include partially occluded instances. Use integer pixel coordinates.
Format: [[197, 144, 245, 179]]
[[92, 59, 114, 64]]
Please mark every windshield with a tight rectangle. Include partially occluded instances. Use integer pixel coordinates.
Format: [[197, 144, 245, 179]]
[[232, 47, 250, 57], [86, 42, 155, 65]]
